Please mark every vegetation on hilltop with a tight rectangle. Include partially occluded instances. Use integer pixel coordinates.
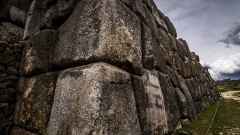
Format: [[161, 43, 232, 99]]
[[216, 79, 240, 92]]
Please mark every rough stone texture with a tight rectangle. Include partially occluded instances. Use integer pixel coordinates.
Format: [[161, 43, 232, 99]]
[[47, 63, 141, 135], [141, 23, 167, 73], [131, 70, 168, 135], [40, 0, 79, 29], [0, 9, 25, 134], [21, 29, 56, 76], [9, 6, 26, 27], [13, 72, 57, 134], [0, 22, 23, 43], [158, 72, 180, 133], [0, 0, 220, 134], [10, 126, 38, 135], [51, 0, 142, 75]]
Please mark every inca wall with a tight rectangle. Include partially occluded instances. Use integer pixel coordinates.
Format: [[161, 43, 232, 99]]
[[0, 0, 220, 135]]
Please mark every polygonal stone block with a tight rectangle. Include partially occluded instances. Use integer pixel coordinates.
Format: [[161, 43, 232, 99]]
[[131, 70, 168, 134], [15, 72, 58, 134], [21, 29, 56, 76], [47, 62, 141, 135], [51, 0, 142, 75]]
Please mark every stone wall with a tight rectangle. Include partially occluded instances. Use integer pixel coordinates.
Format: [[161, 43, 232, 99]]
[[0, 0, 27, 134], [0, 0, 219, 135]]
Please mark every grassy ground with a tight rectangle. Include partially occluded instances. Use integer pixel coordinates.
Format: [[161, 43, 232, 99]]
[[175, 99, 240, 135]]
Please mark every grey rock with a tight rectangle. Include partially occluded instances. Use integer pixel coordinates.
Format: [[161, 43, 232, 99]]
[[9, 6, 26, 27], [0, 22, 23, 43], [13, 77, 25, 126], [141, 24, 166, 72], [153, 38, 167, 73], [21, 29, 56, 76], [141, 3, 159, 39], [178, 131, 189, 135], [175, 88, 188, 118], [176, 74, 196, 119], [165, 16, 177, 37], [6, 66, 18, 75], [51, 0, 142, 75], [47, 62, 141, 135], [168, 34, 177, 52], [40, 0, 79, 29], [141, 0, 168, 31], [23, 0, 47, 40], [142, 23, 154, 70], [15, 72, 57, 134], [131, 70, 168, 134], [158, 72, 180, 133]]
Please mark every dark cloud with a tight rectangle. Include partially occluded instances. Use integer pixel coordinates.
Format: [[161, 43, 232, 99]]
[[218, 71, 240, 80], [218, 22, 240, 46]]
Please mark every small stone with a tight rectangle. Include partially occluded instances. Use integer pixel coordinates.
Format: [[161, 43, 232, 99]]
[[179, 131, 189, 135], [5, 48, 13, 55], [0, 41, 8, 48], [6, 67, 18, 75], [8, 75, 18, 82], [0, 81, 12, 89], [13, 46, 22, 53], [0, 74, 7, 82]]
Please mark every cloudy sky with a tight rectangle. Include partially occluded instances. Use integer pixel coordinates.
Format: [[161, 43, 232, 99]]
[[154, 0, 240, 80]]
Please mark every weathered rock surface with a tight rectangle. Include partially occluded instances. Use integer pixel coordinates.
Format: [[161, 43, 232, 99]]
[[47, 63, 141, 135], [14, 72, 57, 134], [21, 29, 56, 76], [0, 0, 220, 134], [131, 70, 168, 135], [52, 0, 142, 75]]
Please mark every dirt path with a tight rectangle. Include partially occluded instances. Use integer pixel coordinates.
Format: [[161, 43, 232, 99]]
[[219, 91, 240, 134], [221, 91, 240, 101]]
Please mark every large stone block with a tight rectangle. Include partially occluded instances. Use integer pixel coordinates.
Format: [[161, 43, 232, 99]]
[[47, 62, 141, 135], [158, 72, 180, 133], [40, 0, 79, 29], [51, 0, 142, 75], [131, 70, 168, 134], [175, 88, 188, 119], [14, 72, 58, 134], [23, 0, 47, 39], [21, 29, 56, 76], [141, 24, 167, 73], [176, 74, 196, 119], [9, 6, 26, 27]]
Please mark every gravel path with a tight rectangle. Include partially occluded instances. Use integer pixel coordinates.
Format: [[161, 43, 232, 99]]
[[221, 91, 240, 101]]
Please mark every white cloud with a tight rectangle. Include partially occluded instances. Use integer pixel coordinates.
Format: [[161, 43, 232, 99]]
[[209, 53, 240, 80]]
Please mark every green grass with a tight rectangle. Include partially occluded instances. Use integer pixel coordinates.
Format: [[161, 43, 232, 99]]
[[175, 99, 240, 135]]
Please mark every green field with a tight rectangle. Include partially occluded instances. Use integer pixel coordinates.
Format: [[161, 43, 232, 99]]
[[216, 79, 240, 92], [175, 80, 240, 134], [175, 99, 240, 134]]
